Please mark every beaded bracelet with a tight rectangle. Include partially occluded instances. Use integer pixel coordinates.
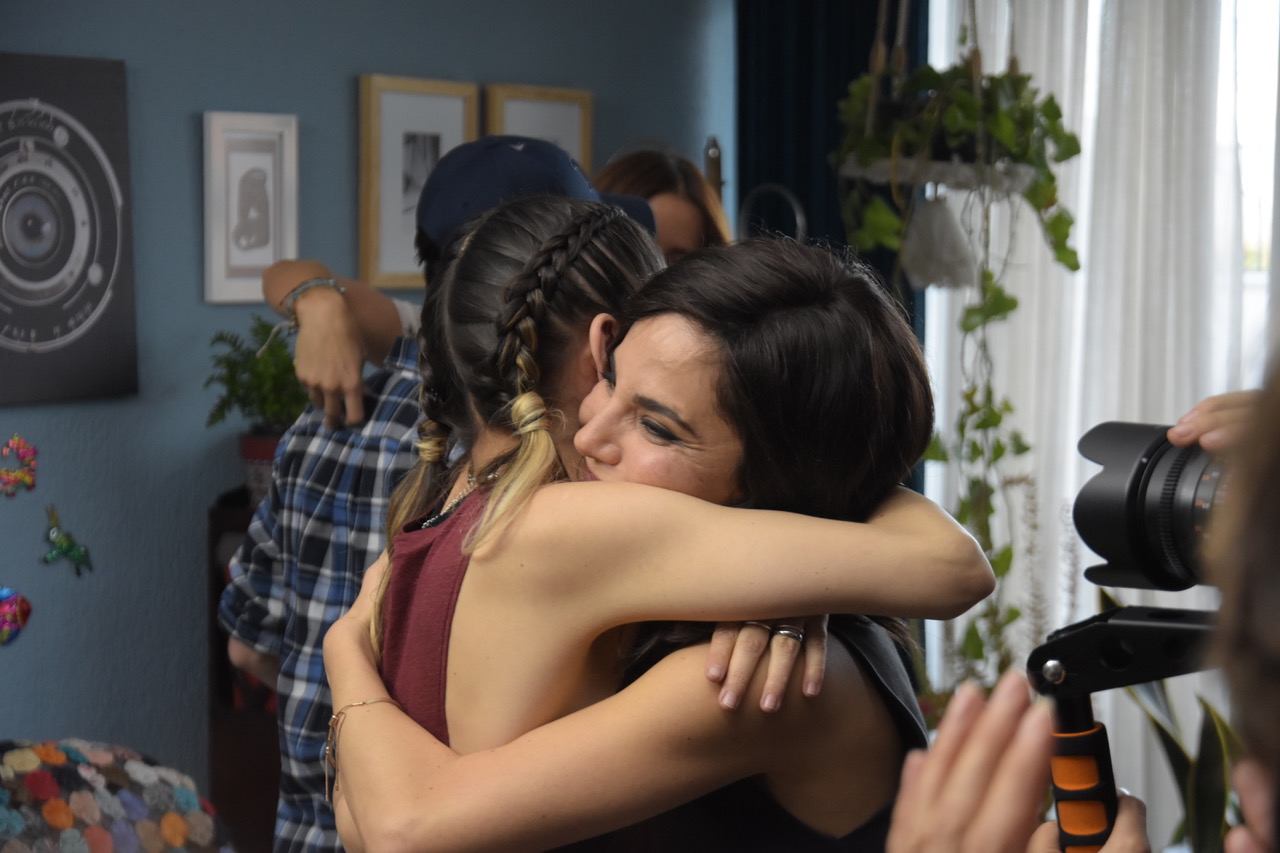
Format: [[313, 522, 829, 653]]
[[281, 277, 346, 327], [324, 696, 402, 801]]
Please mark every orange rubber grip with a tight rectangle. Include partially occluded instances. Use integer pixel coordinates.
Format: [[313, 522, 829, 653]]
[[1050, 722, 1118, 853]]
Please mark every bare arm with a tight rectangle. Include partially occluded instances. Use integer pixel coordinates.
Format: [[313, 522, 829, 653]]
[[262, 260, 408, 426], [511, 483, 993, 631], [325, 604, 835, 853]]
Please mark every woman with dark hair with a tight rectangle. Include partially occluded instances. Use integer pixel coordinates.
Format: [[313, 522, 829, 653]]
[[595, 149, 732, 262], [324, 207, 991, 851]]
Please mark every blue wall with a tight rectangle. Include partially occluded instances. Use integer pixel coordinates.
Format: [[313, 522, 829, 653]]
[[0, 0, 735, 787]]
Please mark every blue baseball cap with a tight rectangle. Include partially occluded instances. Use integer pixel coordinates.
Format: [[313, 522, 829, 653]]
[[416, 135, 654, 244]]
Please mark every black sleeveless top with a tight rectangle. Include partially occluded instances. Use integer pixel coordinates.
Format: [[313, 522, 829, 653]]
[[558, 615, 927, 852]]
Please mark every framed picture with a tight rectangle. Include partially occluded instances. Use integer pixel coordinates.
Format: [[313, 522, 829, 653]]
[[360, 75, 479, 289], [485, 84, 593, 172], [203, 111, 298, 303], [1, 52, 138, 404]]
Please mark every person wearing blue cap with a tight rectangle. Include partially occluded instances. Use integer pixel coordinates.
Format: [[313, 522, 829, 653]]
[[218, 135, 653, 853], [262, 136, 653, 428]]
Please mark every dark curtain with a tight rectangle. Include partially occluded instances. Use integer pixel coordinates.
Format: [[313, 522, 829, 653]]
[[735, 0, 926, 253], [736, 0, 929, 486]]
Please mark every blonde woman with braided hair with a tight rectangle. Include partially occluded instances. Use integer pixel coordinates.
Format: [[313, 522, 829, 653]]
[[368, 197, 647, 656], [327, 197, 994, 852]]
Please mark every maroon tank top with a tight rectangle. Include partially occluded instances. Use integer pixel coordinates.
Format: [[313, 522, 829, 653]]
[[378, 491, 486, 745]]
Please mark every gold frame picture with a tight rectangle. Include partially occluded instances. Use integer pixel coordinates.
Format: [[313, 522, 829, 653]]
[[485, 83, 593, 172], [359, 74, 479, 289]]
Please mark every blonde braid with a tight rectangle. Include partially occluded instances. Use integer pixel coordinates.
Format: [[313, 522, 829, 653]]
[[466, 205, 624, 549]]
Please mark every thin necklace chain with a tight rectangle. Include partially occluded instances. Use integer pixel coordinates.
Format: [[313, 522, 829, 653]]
[[423, 468, 499, 528]]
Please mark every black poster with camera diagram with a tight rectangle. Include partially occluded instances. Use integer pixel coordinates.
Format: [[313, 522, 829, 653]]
[[0, 52, 138, 406]]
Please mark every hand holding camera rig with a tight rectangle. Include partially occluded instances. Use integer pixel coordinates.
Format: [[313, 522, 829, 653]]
[[1028, 421, 1229, 852]]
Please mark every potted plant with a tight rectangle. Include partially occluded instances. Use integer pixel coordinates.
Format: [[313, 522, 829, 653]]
[[205, 314, 309, 504]]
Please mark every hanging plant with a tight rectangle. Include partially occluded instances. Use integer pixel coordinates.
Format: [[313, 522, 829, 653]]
[[836, 56, 1082, 275], [835, 34, 1082, 688]]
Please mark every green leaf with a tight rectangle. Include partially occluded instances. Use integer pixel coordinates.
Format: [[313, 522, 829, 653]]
[[988, 110, 1019, 152], [975, 406, 1003, 430], [1051, 128, 1082, 162], [1128, 679, 1180, 742], [853, 196, 904, 252], [961, 621, 985, 660], [1010, 431, 1032, 455], [990, 545, 1014, 578], [991, 437, 1007, 463], [983, 281, 1019, 323], [1133, 696, 1193, 817], [1187, 697, 1232, 853], [1041, 94, 1063, 123], [960, 305, 987, 333], [1208, 702, 1245, 767], [942, 102, 973, 138], [205, 315, 308, 432], [924, 433, 950, 462], [1001, 606, 1022, 628], [1024, 178, 1057, 212], [1054, 244, 1081, 271], [1045, 208, 1075, 244]]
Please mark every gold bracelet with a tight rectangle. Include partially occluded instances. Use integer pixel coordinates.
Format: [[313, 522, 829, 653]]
[[324, 697, 402, 802]]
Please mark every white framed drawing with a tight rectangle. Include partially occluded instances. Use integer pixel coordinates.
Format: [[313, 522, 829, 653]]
[[485, 83, 593, 172], [203, 111, 298, 303], [359, 75, 479, 289]]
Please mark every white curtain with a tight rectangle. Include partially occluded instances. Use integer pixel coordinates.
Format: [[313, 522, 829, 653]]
[[923, 0, 1265, 843]]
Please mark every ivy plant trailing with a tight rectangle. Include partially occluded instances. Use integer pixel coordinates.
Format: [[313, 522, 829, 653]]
[[836, 50, 1082, 687]]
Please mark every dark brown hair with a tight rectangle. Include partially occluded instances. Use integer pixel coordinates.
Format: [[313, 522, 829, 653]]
[[595, 150, 731, 247], [1208, 370, 1280, 803], [620, 238, 935, 675]]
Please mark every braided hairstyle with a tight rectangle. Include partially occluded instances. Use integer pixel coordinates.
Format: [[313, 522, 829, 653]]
[[374, 196, 662, 653]]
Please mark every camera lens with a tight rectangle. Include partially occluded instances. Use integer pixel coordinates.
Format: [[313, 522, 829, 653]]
[[0, 166, 80, 296], [5, 188, 61, 264], [1074, 422, 1225, 590]]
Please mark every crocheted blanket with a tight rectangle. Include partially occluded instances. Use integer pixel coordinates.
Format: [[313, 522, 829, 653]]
[[0, 739, 236, 853]]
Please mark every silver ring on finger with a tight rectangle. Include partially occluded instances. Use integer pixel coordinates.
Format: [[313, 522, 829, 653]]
[[773, 626, 804, 642], [743, 621, 771, 631]]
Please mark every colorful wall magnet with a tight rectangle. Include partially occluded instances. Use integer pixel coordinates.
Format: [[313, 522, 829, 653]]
[[0, 587, 32, 644], [1, 434, 38, 497], [42, 505, 92, 576]]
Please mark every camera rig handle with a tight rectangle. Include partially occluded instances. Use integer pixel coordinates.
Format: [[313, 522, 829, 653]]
[[1026, 605, 1215, 853]]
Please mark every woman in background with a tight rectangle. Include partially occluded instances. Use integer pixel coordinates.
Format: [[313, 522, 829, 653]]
[[595, 148, 732, 262]]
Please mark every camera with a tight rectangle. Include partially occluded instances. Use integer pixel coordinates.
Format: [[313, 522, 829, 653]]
[[1073, 421, 1226, 591], [1027, 420, 1226, 850]]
